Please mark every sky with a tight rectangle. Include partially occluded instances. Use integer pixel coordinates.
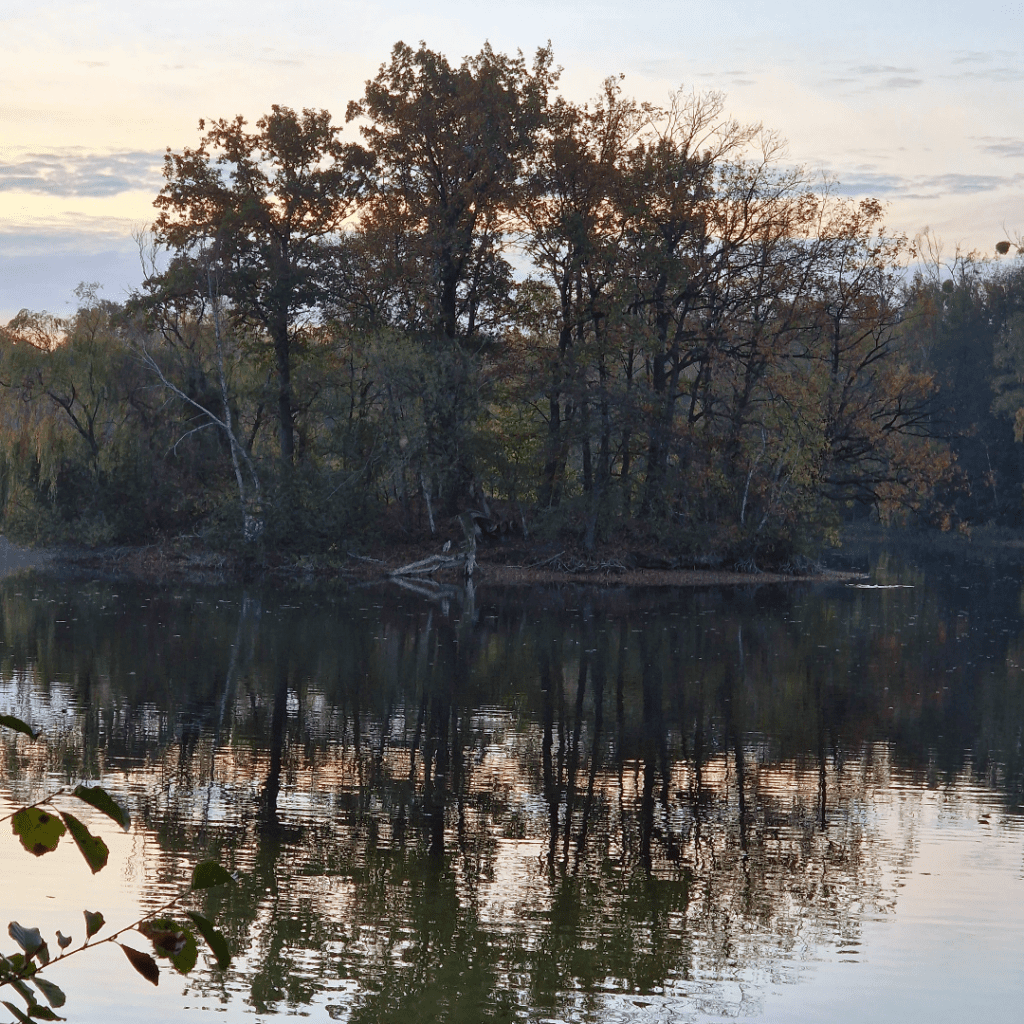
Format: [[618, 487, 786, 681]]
[[1, 0, 1022, 322]]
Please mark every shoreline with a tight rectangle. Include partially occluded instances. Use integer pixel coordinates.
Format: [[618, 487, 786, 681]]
[[462, 564, 865, 587], [26, 539, 867, 589]]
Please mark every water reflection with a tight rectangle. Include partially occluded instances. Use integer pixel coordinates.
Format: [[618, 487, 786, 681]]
[[2, 549, 1024, 1021]]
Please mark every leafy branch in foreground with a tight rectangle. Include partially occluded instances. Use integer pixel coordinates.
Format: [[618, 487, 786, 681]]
[[1, 715, 234, 1022]]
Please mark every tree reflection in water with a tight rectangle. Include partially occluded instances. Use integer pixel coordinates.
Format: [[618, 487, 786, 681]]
[[2, 555, 1024, 1021]]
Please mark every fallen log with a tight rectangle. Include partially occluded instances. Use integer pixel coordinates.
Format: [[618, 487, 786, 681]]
[[389, 552, 467, 577]]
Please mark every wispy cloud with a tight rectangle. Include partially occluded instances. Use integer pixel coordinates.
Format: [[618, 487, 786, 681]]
[[847, 64, 918, 77], [880, 75, 923, 89], [945, 50, 1024, 83], [635, 57, 760, 90], [0, 218, 144, 255], [821, 64, 924, 93], [974, 136, 1024, 158], [830, 171, 1023, 200], [951, 52, 993, 65], [0, 150, 164, 198]]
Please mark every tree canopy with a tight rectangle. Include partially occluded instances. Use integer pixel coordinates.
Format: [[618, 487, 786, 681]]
[[0, 41, 995, 565]]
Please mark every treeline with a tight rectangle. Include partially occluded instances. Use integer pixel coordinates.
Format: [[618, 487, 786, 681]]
[[0, 42, 1020, 564]]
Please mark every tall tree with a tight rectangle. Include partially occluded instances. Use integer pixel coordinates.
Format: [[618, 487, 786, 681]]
[[153, 106, 368, 465], [344, 42, 556, 513], [347, 41, 556, 343], [522, 81, 643, 514]]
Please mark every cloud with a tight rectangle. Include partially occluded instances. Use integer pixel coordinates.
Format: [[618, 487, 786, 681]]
[[0, 218, 144, 255], [635, 58, 755, 83], [943, 50, 1024, 82], [974, 136, 1024, 158], [830, 170, 1022, 200], [822, 64, 923, 93], [0, 150, 164, 198], [847, 64, 917, 76], [945, 65, 1024, 83], [881, 76, 923, 89]]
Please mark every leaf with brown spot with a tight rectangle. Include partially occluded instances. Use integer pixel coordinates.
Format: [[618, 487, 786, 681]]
[[11, 808, 65, 857]]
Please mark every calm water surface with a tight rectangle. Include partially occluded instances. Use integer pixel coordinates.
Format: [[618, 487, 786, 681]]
[[2, 541, 1024, 1022]]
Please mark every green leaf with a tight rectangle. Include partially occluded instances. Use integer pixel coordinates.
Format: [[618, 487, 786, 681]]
[[8, 978, 34, 1005], [31, 978, 65, 1010], [2, 953, 28, 974], [55, 933, 71, 950], [71, 786, 130, 832], [83, 911, 104, 940], [58, 812, 109, 874], [190, 861, 233, 890], [137, 920, 197, 975], [3, 1000, 33, 1024], [7, 924, 43, 959], [186, 912, 230, 970], [119, 944, 159, 986], [0, 715, 39, 740], [11, 809, 66, 857], [25, 1004, 63, 1020]]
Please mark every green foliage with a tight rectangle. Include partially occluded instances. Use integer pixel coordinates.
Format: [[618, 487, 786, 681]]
[[902, 248, 1024, 527], [71, 785, 131, 831], [186, 913, 230, 970], [1, 717, 234, 1022], [57, 812, 109, 874], [191, 861, 234, 890]]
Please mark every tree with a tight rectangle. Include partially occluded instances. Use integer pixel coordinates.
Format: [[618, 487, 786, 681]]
[[153, 106, 369, 466], [343, 41, 557, 513], [521, 80, 644, 516], [347, 40, 556, 343], [612, 95, 776, 521], [134, 253, 266, 543], [0, 289, 165, 544], [899, 239, 1024, 527]]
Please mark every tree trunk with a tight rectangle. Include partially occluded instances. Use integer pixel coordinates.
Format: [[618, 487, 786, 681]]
[[273, 321, 295, 464]]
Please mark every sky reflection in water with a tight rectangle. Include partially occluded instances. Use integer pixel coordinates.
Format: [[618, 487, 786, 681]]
[[2, 541, 1024, 1022]]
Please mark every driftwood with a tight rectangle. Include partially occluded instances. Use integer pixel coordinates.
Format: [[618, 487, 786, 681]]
[[389, 552, 468, 577], [388, 509, 482, 579]]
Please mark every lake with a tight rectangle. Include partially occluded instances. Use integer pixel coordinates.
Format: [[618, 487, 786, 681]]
[[2, 538, 1024, 1022]]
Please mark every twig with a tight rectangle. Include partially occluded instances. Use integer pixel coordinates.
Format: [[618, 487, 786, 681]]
[[0, 789, 65, 827], [524, 551, 565, 569]]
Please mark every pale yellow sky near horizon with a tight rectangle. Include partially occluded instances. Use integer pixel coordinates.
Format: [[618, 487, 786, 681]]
[[2, 0, 1022, 319]]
